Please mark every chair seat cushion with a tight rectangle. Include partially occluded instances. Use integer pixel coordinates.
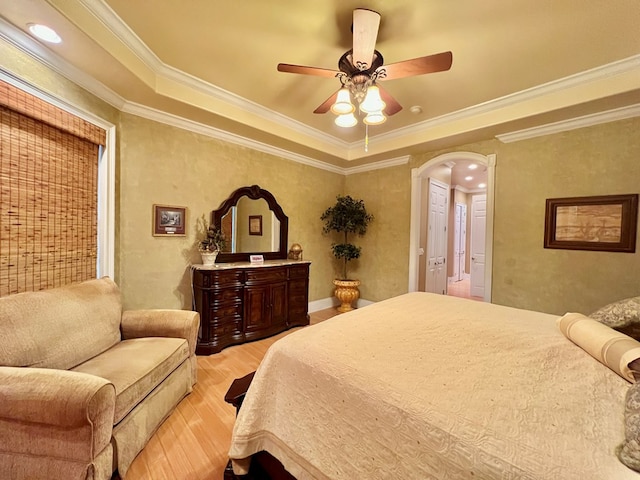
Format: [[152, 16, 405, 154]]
[[72, 337, 189, 424]]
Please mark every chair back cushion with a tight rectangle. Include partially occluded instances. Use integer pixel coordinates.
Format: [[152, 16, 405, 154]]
[[0, 277, 122, 369]]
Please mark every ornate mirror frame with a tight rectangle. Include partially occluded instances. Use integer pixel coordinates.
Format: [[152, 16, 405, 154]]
[[212, 185, 289, 263]]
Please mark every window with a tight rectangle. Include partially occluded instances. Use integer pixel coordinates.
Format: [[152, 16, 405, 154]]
[[0, 79, 107, 296]]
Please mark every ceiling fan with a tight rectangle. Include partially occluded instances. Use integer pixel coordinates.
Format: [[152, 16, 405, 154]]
[[277, 8, 453, 126]]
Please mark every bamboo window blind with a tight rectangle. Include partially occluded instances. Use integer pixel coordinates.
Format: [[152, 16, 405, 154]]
[[0, 80, 106, 297]]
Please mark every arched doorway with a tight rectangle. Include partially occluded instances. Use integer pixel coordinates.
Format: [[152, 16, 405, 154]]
[[408, 152, 496, 302]]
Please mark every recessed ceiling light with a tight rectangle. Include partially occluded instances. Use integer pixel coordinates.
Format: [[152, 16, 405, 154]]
[[409, 106, 423, 114], [28, 23, 62, 44], [465, 176, 473, 181], [478, 183, 486, 188], [468, 164, 478, 170]]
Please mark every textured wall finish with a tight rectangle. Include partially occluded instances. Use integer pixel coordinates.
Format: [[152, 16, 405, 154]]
[[343, 166, 413, 302], [4, 37, 638, 315], [491, 117, 640, 315], [117, 113, 343, 309], [346, 119, 639, 315]]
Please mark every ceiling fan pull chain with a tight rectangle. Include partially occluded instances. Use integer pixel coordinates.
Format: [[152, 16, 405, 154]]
[[365, 124, 369, 152]]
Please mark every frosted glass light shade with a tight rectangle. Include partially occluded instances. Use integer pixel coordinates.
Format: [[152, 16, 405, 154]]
[[363, 111, 386, 125], [360, 85, 386, 113], [335, 113, 358, 128], [331, 88, 355, 115], [28, 24, 62, 43]]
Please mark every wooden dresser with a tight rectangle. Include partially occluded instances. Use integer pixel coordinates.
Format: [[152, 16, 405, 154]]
[[192, 260, 310, 355]]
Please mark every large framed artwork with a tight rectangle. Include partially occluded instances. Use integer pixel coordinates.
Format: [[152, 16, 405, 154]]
[[153, 204, 186, 236], [544, 194, 638, 252]]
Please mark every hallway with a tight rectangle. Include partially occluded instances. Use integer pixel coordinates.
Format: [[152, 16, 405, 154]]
[[447, 277, 483, 301]]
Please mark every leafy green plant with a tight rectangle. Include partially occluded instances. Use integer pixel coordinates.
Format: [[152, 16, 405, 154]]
[[321, 195, 373, 280], [197, 215, 226, 252]]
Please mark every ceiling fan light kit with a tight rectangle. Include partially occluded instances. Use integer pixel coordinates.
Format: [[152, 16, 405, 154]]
[[330, 88, 356, 115], [363, 111, 386, 126], [277, 8, 453, 135], [335, 113, 358, 128]]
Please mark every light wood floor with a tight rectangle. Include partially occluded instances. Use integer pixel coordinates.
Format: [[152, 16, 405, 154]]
[[124, 307, 339, 480], [447, 277, 483, 301]]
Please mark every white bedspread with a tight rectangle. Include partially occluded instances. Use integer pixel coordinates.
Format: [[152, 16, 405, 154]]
[[229, 292, 640, 479]]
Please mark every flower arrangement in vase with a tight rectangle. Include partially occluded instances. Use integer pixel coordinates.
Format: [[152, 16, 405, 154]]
[[197, 215, 226, 265]]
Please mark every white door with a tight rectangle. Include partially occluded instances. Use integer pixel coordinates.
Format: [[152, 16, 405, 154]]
[[453, 203, 467, 281], [470, 194, 486, 298], [426, 179, 448, 294]]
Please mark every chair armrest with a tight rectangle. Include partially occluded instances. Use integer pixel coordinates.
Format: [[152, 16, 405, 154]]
[[0, 367, 115, 461], [121, 309, 200, 356]]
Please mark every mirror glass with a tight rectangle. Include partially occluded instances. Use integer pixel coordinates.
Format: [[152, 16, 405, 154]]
[[212, 185, 288, 263], [220, 197, 281, 253]]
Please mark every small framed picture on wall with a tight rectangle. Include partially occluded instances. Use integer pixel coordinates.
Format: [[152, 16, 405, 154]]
[[153, 204, 186, 236], [249, 215, 263, 236]]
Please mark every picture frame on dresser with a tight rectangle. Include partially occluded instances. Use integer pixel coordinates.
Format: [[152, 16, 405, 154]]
[[543, 193, 638, 252]]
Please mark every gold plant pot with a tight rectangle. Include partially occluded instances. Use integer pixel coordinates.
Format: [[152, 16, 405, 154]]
[[333, 279, 361, 313]]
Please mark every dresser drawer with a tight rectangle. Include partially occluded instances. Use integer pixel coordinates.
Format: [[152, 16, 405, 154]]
[[289, 292, 308, 307], [288, 264, 309, 279], [209, 320, 242, 338], [245, 267, 287, 284], [210, 287, 242, 305], [289, 303, 308, 317], [289, 279, 307, 294], [195, 269, 243, 288], [211, 303, 242, 321]]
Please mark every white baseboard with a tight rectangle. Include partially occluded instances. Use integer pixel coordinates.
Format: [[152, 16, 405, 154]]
[[357, 299, 375, 308], [308, 297, 337, 312], [309, 297, 374, 312]]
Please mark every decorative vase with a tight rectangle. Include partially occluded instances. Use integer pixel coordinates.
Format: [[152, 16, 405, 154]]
[[200, 251, 218, 266], [333, 279, 361, 313]]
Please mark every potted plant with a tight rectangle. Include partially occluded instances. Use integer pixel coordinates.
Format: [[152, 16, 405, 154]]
[[197, 215, 226, 265], [321, 195, 374, 312]]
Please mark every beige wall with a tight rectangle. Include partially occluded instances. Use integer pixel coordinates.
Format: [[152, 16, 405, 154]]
[[490, 118, 640, 315], [4, 37, 639, 316], [117, 113, 344, 309], [344, 165, 413, 302], [347, 118, 640, 315]]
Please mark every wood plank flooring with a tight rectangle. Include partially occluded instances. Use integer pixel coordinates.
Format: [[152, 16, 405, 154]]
[[124, 307, 339, 480]]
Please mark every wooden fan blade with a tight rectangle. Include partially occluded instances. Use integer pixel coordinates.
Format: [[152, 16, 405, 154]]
[[277, 63, 339, 79], [313, 90, 339, 114], [352, 9, 381, 70], [378, 51, 453, 80], [377, 85, 403, 116]]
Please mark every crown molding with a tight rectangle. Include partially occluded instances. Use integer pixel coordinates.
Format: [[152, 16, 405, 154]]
[[0, 17, 126, 109], [3, 3, 638, 173], [496, 103, 640, 143], [77, 0, 348, 151], [344, 156, 410, 175], [122, 100, 411, 176], [370, 54, 640, 145], [121, 102, 348, 174], [0, 17, 404, 177]]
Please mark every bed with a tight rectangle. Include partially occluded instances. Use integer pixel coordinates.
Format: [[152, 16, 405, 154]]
[[228, 292, 640, 479]]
